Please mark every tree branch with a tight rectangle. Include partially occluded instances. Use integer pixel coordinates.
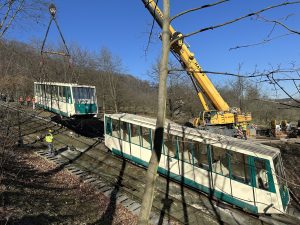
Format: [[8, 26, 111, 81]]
[[169, 68, 300, 79], [0, 0, 25, 37], [144, 0, 159, 55], [254, 98, 300, 109], [0, 0, 12, 31], [259, 15, 300, 35], [170, 0, 229, 22], [170, 1, 300, 45], [229, 33, 292, 51], [268, 73, 300, 104]]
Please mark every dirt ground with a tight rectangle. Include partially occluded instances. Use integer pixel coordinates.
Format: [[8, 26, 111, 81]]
[[280, 142, 300, 204], [0, 147, 138, 225]]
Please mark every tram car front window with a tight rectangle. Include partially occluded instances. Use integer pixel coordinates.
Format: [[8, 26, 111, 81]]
[[72, 87, 95, 103], [72, 87, 97, 115]]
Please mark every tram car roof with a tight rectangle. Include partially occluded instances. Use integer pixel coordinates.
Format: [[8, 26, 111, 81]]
[[34, 82, 95, 88], [106, 113, 280, 159]]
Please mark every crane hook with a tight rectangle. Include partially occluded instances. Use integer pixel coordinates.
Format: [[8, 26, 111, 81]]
[[49, 3, 56, 17]]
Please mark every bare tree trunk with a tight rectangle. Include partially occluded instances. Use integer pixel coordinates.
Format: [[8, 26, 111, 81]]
[[137, 0, 170, 224], [108, 73, 118, 113], [102, 94, 106, 113]]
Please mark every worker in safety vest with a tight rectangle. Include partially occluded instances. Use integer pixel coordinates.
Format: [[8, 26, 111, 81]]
[[237, 125, 243, 139], [233, 123, 238, 138], [242, 124, 247, 140], [45, 130, 54, 155]]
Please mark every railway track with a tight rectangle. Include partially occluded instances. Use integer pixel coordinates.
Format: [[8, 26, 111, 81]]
[[1, 102, 300, 225]]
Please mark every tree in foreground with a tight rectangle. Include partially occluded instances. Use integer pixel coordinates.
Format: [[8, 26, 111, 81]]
[[138, 0, 170, 224]]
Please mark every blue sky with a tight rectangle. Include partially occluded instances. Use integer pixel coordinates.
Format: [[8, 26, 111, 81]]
[[5, 0, 300, 97]]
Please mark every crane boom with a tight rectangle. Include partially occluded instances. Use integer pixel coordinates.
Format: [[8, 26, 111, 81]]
[[142, 0, 230, 112]]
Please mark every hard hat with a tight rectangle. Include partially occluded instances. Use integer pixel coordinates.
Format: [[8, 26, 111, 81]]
[[48, 129, 53, 133]]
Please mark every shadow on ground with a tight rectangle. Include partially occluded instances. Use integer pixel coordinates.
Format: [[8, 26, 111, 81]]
[[51, 116, 104, 138]]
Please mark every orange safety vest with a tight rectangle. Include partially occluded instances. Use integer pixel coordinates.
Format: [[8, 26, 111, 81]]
[[26, 96, 31, 102]]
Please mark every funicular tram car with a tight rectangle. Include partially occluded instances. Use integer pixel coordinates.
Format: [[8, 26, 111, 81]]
[[34, 82, 98, 117], [104, 113, 290, 214]]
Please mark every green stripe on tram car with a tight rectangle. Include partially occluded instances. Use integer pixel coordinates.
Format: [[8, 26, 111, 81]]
[[280, 186, 289, 210], [75, 103, 97, 114], [111, 147, 258, 214]]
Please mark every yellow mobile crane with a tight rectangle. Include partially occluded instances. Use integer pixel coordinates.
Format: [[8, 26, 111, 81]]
[[142, 0, 252, 127]]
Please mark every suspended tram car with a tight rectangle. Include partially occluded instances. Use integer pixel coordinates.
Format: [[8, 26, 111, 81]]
[[104, 113, 290, 214], [34, 82, 98, 117]]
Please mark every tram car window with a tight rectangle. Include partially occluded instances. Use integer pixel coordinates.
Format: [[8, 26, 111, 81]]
[[255, 158, 269, 191], [130, 124, 141, 146], [105, 117, 112, 136], [121, 121, 129, 142], [141, 127, 152, 149], [274, 156, 284, 186], [163, 133, 177, 158], [177, 138, 194, 164], [34, 82, 98, 117], [229, 151, 250, 184], [211, 146, 229, 177], [112, 119, 120, 138], [193, 142, 209, 170]]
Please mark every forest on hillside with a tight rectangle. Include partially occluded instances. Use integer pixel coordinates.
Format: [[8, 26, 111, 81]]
[[0, 39, 298, 125]]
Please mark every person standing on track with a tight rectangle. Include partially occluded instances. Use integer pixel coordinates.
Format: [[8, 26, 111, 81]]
[[26, 96, 31, 106], [32, 97, 36, 109], [18, 96, 23, 105], [45, 130, 55, 156], [242, 124, 247, 140]]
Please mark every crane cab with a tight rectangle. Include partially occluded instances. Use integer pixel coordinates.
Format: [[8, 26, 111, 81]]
[[194, 110, 235, 127]]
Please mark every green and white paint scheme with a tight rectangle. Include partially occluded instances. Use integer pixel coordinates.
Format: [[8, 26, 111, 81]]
[[34, 82, 98, 117], [104, 113, 290, 214]]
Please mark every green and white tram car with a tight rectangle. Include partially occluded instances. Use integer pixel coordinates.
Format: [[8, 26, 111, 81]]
[[104, 113, 290, 214], [34, 82, 98, 117]]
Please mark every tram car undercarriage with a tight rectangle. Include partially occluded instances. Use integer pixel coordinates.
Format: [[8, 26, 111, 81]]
[[104, 113, 290, 214]]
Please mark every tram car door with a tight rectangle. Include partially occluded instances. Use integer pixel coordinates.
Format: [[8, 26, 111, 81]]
[[252, 157, 276, 212]]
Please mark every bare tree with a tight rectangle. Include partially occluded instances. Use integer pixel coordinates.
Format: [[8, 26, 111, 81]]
[[0, 0, 48, 38], [149, 58, 192, 120], [138, 0, 170, 224], [97, 48, 123, 113]]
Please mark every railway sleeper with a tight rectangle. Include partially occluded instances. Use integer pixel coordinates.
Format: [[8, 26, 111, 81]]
[[78, 173, 89, 179], [83, 176, 97, 182], [121, 199, 135, 208], [98, 186, 113, 193], [126, 202, 141, 212], [73, 170, 85, 175], [103, 188, 115, 197], [116, 195, 128, 204], [95, 182, 107, 189], [68, 168, 81, 173]]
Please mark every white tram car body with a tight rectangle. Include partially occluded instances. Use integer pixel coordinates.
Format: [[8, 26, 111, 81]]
[[34, 82, 98, 117], [104, 113, 290, 214]]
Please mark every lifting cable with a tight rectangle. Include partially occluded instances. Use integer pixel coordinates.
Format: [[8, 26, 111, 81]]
[[39, 3, 76, 83]]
